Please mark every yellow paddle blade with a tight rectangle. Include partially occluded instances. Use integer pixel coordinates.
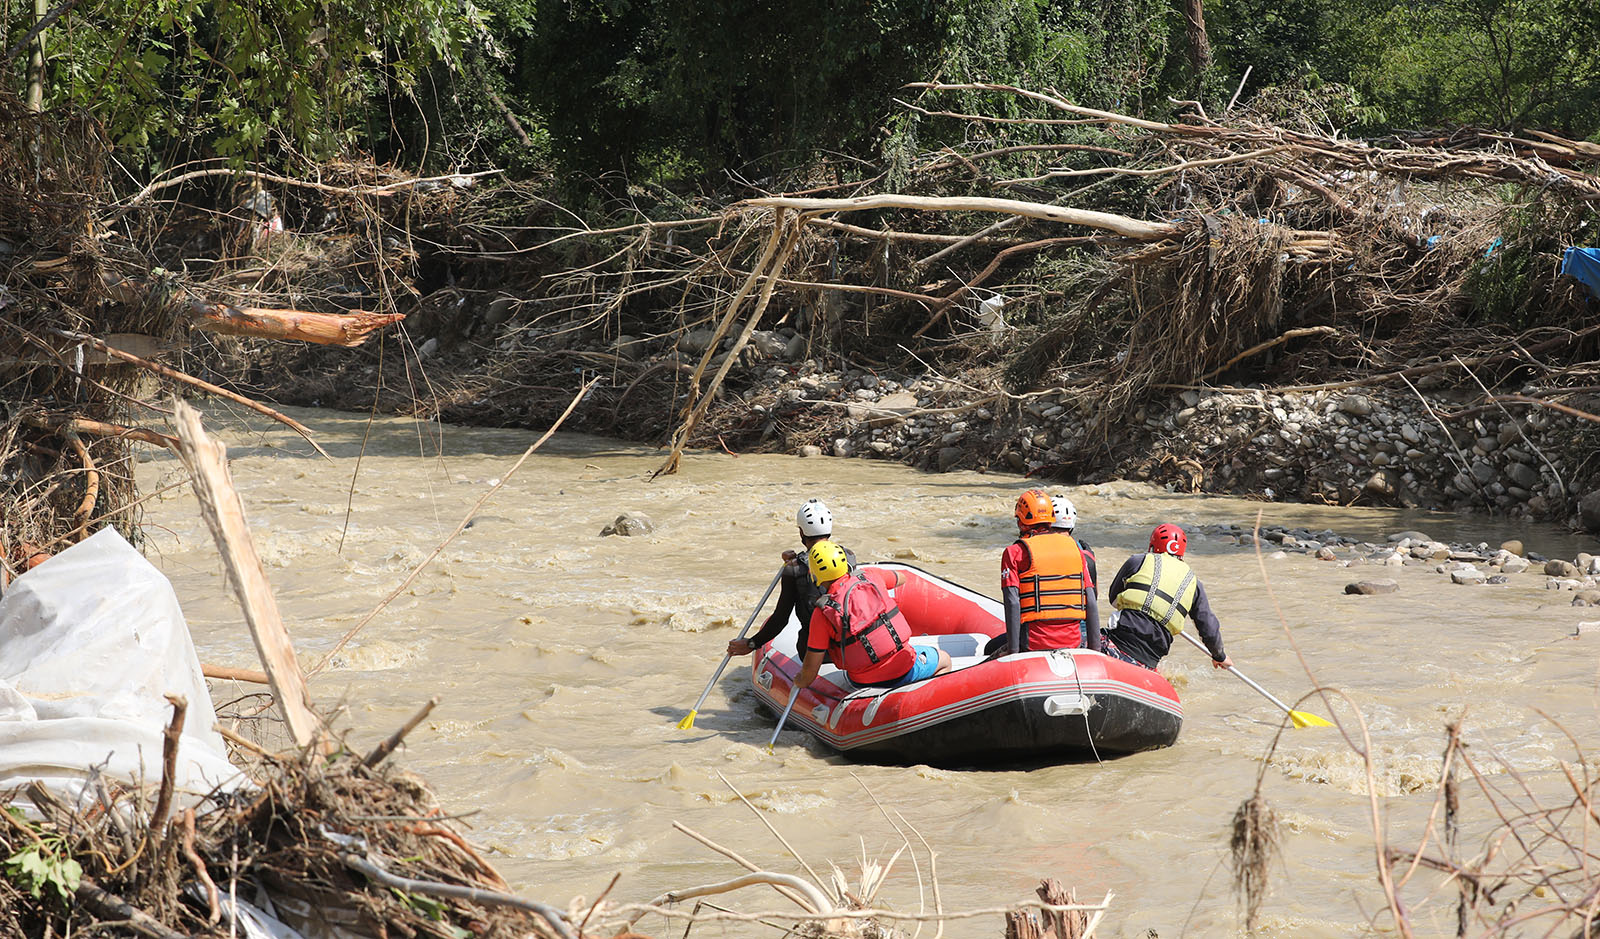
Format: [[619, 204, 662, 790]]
[[676, 710, 698, 730], [1290, 709, 1334, 729]]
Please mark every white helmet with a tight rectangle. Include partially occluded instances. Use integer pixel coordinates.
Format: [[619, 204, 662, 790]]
[[796, 498, 833, 537], [1050, 495, 1077, 531]]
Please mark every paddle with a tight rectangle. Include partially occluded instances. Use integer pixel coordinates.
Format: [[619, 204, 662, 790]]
[[767, 685, 803, 752], [1179, 631, 1333, 728], [677, 568, 784, 730]]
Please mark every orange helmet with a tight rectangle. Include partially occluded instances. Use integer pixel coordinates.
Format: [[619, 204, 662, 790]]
[[1149, 523, 1187, 557], [1014, 489, 1055, 528]]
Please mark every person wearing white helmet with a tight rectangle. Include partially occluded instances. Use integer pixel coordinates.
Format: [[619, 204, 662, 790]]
[[727, 498, 857, 660], [1049, 494, 1098, 594]]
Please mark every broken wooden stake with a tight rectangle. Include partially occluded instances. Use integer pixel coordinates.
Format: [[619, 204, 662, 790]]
[[172, 400, 323, 750], [364, 696, 441, 767]]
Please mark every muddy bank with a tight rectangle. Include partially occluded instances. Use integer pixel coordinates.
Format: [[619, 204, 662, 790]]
[[234, 325, 1600, 533]]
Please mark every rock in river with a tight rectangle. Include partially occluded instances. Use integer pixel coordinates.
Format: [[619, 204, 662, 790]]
[[601, 513, 656, 536], [1345, 580, 1398, 595]]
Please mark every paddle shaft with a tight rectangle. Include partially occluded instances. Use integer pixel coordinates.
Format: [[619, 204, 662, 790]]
[[768, 685, 802, 748], [1178, 630, 1299, 716], [684, 568, 784, 717]]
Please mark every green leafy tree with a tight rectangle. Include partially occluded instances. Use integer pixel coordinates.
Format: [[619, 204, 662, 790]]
[[1357, 0, 1600, 134], [9, 0, 485, 167]]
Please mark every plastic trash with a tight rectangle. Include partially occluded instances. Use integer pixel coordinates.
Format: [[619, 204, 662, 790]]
[[0, 528, 243, 812], [975, 294, 1006, 333]]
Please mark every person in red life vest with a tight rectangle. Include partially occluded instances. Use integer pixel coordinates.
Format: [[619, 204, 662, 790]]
[[1102, 523, 1233, 672], [727, 498, 856, 661], [989, 489, 1101, 657], [1050, 494, 1098, 594], [793, 542, 951, 690]]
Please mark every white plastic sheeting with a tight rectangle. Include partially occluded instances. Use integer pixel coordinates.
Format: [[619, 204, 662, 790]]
[[0, 528, 242, 808]]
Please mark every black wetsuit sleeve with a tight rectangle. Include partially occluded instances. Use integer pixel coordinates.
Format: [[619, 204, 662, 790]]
[[1107, 555, 1140, 605], [1083, 588, 1102, 651], [1002, 584, 1024, 654], [1081, 542, 1099, 597], [1191, 580, 1226, 661], [745, 569, 798, 648]]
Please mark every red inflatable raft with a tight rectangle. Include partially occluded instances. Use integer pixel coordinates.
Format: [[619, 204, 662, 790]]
[[750, 562, 1182, 764]]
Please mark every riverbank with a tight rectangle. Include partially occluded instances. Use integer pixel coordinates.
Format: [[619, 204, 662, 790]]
[[235, 324, 1600, 534]]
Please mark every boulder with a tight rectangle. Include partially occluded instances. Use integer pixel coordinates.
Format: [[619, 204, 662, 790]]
[[1365, 469, 1398, 498], [1451, 567, 1488, 585], [1501, 555, 1531, 575], [1387, 530, 1431, 543], [797, 445, 823, 458], [1345, 580, 1399, 595], [936, 446, 964, 471], [1546, 559, 1581, 578], [600, 512, 656, 537], [1487, 574, 1510, 585], [1316, 546, 1337, 561], [677, 327, 717, 354], [1499, 539, 1524, 556], [1581, 490, 1600, 532], [1505, 462, 1540, 490], [1574, 589, 1600, 607], [1339, 394, 1374, 416], [1576, 621, 1600, 637]]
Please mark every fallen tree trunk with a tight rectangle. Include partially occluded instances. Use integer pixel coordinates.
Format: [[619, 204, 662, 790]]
[[185, 300, 404, 347], [742, 194, 1179, 241]]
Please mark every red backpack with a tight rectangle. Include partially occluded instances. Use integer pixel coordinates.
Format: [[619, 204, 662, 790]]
[[817, 571, 914, 681]]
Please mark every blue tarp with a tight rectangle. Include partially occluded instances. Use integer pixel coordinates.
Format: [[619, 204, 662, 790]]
[[1561, 247, 1600, 299]]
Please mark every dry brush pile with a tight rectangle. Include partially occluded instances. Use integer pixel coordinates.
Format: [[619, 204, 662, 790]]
[[208, 83, 1600, 490]]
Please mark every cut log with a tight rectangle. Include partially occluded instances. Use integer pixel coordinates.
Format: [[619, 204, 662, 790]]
[[186, 299, 403, 347], [172, 401, 323, 750]]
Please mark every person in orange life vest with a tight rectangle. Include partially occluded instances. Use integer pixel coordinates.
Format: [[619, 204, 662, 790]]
[[994, 489, 1101, 656], [1101, 523, 1233, 672], [1050, 494, 1098, 594], [727, 498, 856, 660], [793, 542, 952, 690]]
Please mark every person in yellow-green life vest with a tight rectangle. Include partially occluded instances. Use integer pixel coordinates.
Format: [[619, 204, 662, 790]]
[[1101, 524, 1234, 672]]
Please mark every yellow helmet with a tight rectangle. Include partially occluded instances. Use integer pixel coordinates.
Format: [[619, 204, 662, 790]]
[[807, 541, 850, 585]]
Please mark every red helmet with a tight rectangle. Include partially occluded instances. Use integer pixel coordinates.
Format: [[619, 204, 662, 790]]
[[1014, 489, 1055, 528], [1149, 523, 1187, 557]]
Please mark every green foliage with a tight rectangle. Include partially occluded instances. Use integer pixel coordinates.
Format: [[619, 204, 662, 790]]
[[1466, 199, 1597, 328], [15, 0, 485, 166], [391, 887, 472, 938], [1214, 0, 1600, 138], [5, 833, 82, 904], [1359, 0, 1600, 134], [520, 0, 944, 182]]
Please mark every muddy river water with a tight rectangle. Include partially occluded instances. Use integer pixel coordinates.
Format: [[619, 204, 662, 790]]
[[136, 406, 1600, 937]]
